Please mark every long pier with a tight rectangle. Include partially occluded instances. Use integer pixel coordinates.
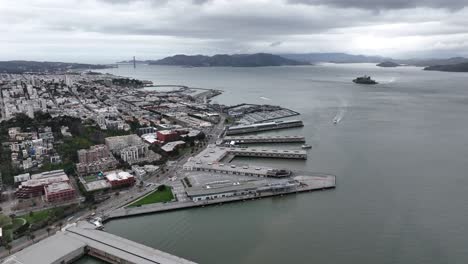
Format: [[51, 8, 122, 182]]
[[105, 175, 336, 220], [2, 223, 197, 264], [222, 135, 305, 144], [228, 147, 307, 159]]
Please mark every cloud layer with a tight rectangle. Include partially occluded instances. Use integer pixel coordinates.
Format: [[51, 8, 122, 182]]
[[1, 0, 468, 62]]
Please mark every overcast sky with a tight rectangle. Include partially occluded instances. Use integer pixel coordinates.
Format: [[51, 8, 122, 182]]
[[1, 0, 468, 63]]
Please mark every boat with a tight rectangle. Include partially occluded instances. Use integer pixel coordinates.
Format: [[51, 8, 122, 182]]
[[333, 119, 338, 124], [353, 75, 378, 84], [301, 144, 312, 149]]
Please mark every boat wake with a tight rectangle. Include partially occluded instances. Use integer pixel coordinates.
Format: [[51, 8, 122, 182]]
[[260, 96, 271, 101], [333, 99, 348, 124]]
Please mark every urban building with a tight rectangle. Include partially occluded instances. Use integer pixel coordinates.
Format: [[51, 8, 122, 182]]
[[105, 135, 160, 165], [76, 145, 118, 175], [156, 130, 179, 142], [161, 141, 186, 153], [105, 171, 136, 188], [137, 126, 156, 135], [44, 182, 76, 203], [15, 170, 70, 199]]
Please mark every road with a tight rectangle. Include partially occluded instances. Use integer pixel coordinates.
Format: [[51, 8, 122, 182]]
[[0, 115, 227, 260]]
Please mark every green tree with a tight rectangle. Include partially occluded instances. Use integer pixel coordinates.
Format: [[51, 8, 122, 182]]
[[5, 243, 12, 254]]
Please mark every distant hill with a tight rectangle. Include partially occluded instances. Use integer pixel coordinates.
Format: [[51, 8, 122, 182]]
[[0, 61, 113, 74], [280, 53, 389, 63], [377, 61, 401, 67], [148, 53, 309, 67], [424, 62, 468, 72]]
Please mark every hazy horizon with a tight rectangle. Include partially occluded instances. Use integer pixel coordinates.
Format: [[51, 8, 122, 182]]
[[2, 0, 468, 63]]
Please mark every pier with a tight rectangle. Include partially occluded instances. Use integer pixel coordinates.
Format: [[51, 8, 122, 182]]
[[222, 135, 305, 144], [183, 145, 307, 177], [226, 119, 303, 135], [105, 174, 336, 220], [2, 223, 197, 264]]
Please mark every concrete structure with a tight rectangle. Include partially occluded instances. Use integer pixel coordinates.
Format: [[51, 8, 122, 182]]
[[222, 135, 305, 144], [226, 119, 303, 135], [105, 134, 143, 152], [44, 182, 76, 203], [2, 224, 197, 264], [120, 144, 148, 163], [161, 140, 186, 153], [13, 173, 30, 184], [105, 134, 160, 165]]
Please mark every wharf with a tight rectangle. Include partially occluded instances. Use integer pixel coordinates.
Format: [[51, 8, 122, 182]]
[[104, 175, 335, 221], [222, 135, 305, 144]]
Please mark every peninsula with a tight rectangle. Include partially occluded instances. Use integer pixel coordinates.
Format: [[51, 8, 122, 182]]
[[0, 61, 115, 74], [424, 62, 468, 72]]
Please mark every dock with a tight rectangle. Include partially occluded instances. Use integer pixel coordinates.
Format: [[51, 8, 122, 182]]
[[222, 135, 305, 144], [105, 174, 336, 220]]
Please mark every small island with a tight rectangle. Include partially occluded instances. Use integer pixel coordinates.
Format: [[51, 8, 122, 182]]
[[353, 75, 378, 84], [377, 61, 401, 67], [424, 62, 468, 72], [148, 53, 309, 67]]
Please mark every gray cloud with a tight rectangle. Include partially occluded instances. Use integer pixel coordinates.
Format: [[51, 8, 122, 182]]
[[1, 0, 468, 62], [270, 41, 283, 47], [289, 0, 468, 10]]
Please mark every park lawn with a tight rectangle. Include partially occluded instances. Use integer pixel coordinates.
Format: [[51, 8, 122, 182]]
[[22, 209, 53, 225], [11, 218, 26, 229], [128, 187, 174, 207]]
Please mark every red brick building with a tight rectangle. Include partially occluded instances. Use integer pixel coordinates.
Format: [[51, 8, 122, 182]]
[[16, 170, 70, 199], [105, 171, 136, 188], [44, 182, 76, 203], [156, 130, 179, 142]]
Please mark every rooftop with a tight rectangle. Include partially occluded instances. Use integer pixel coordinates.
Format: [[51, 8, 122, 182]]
[[105, 171, 134, 182], [83, 179, 111, 192], [45, 182, 74, 193], [161, 140, 186, 152]]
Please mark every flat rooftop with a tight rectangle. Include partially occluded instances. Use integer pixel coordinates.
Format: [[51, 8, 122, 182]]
[[45, 182, 74, 193], [228, 119, 302, 130], [223, 135, 305, 141], [185, 144, 306, 165], [4, 225, 197, 264], [105, 171, 134, 181], [2, 231, 86, 264], [84, 179, 111, 192]]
